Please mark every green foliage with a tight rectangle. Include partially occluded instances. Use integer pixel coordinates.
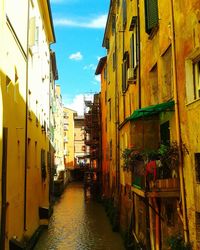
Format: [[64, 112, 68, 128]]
[[121, 142, 179, 172], [121, 147, 143, 171], [168, 234, 192, 250]]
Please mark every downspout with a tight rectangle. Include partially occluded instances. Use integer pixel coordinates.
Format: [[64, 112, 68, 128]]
[[137, 0, 141, 109], [149, 198, 155, 250], [122, 29, 126, 120], [115, 16, 120, 197], [153, 198, 160, 250], [24, 0, 30, 231], [170, 0, 189, 243]]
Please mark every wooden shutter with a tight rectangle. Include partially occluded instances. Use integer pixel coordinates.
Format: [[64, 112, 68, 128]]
[[29, 17, 36, 47], [130, 34, 135, 68], [123, 0, 127, 28], [145, 0, 158, 34], [196, 212, 200, 242], [112, 15, 116, 34], [122, 63, 126, 92]]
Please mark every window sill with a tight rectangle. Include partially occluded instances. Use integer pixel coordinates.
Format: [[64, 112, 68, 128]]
[[186, 98, 200, 108], [148, 26, 159, 40]]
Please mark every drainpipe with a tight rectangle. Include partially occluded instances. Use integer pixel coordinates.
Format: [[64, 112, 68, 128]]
[[24, 0, 30, 231], [115, 20, 120, 196], [153, 198, 160, 250], [149, 199, 155, 250], [170, 0, 189, 243], [137, 0, 141, 109]]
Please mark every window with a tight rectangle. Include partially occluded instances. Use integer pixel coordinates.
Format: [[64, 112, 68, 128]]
[[149, 63, 158, 104], [122, 52, 129, 92], [195, 153, 200, 183], [28, 90, 32, 119], [193, 60, 200, 100], [186, 52, 200, 103], [105, 39, 110, 52], [104, 65, 107, 81], [144, 0, 159, 35], [41, 149, 46, 181], [112, 15, 116, 34], [27, 138, 31, 169], [36, 100, 39, 125], [29, 16, 39, 48], [110, 140, 112, 160], [130, 31, 138, 69], [113, 52, 116, 71], [165, 202, 175, 226], [108, 98, 111, 121], [160, 121, 170, 146], [196, 212, 200, 243], [122, 0, 127, 28], [34, 141, 37, 168], [162, 46, 173, 100]]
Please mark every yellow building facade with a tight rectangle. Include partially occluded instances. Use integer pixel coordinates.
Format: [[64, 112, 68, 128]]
[[95, 57, 110, 197], [102, 0, 200, 249], [54, 85, 64, 175], [63, 107, 77, 169], [0, 0, 56, 249]]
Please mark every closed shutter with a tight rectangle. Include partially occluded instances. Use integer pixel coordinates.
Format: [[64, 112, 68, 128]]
[[29, 17, 36, 47], [123, 0, 127, 28], [196, 212, 200, 242], [130, 34, 134, 68], [145, 0, 158, 34], [122, 62, 126, 92]]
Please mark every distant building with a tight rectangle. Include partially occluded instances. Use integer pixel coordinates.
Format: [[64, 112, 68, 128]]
[[54, 85, 64, 175], [63, 107, 77, 169], [74, 116, 86, 167]]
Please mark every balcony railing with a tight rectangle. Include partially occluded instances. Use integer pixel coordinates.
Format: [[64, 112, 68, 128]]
[[132, 162, 180, 197]]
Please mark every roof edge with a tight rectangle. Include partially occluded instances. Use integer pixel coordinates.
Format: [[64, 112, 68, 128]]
[[95, 56, 107, 75]]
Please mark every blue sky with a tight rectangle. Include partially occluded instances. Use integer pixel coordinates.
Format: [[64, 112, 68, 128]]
[[50, 0, 110, 114]]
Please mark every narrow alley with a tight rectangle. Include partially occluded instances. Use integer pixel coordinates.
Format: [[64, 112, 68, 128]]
[[34, 183, 125, 250]]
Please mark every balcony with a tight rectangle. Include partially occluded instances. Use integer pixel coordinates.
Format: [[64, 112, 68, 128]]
[[131, 164, 180, 198]]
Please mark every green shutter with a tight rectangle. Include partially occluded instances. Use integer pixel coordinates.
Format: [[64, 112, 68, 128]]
[[130, 34, 135, 68], [123, 0, 127, 28], [122, 62, 127, 92], [145, 0, 158, 34]]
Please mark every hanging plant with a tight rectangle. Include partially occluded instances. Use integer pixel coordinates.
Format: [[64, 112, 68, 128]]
[[122, 141, 179, 174], [121, 147, 143, 171]]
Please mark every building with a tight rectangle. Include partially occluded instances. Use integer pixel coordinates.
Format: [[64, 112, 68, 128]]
[[95, 57, 109, 198], [54, 85, 64, 176], [84, 94, 101, 170], [0, 0, 56, 248], [101, 0, 200, 249], [173, 1, 200, 248], [63, 107, 77, 169], [74, 116, 86, 168]]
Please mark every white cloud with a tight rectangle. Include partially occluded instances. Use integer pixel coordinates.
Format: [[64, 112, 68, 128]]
[[94, 75, 101, 82], [83, 64, 96, 71], [54, 14, 107, 29], [69, 52, 83, 61], [63, 94, 94, 116]]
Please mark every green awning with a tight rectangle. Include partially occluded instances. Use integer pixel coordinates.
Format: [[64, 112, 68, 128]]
[[128, 100, 175, 121]]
